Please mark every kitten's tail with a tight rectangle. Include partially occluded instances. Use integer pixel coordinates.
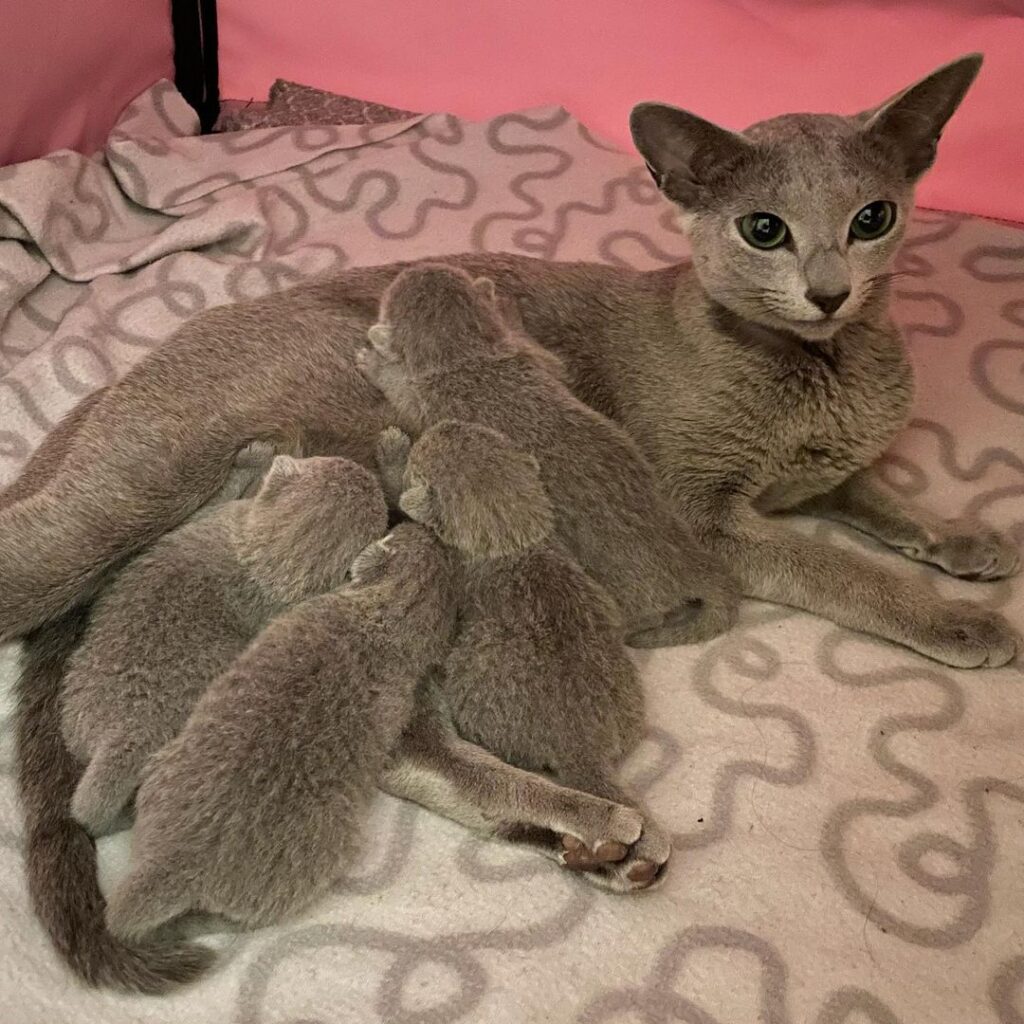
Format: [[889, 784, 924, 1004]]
[[16, 610, 215, 994]]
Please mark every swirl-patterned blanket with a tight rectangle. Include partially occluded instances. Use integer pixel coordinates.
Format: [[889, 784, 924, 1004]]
[[0, 82, 1021, 1024]]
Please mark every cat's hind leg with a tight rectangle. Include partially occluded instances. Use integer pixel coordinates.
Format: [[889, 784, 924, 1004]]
[[105, 862, 192, 944], [381, 707, 660, 884], [383, 707, 670, 891], [373, 427, 412, 512]]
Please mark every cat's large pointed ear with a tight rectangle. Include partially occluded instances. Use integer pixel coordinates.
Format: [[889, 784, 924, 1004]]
[[630, 103, 752, 208], [859, 53, 983, 181]]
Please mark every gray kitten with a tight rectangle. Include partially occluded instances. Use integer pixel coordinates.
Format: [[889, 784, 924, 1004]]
[[7, 54, 1019, 990], [104, 520, 460, 940], [61, 452, 387, 836], [381, 420, 672, 889], [358, 263, 739, 647]]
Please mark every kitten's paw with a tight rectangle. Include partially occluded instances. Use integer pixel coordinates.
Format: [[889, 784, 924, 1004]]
[[375, 427, 411, 477], [921, 520, 1020, 581], [562, 812, 672, 894], [916, 599, 1020, 668], [355, 342, 384, 383]]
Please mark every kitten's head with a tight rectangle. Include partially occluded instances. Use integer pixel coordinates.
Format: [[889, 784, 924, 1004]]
[[369, 264, 506, 373], [399, 419, 555, 559], [238, 455, 388, 603], [631, 54, 982, 341]]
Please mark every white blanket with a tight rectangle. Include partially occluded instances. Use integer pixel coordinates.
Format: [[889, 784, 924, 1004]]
[[0, 82, 1022, 1024]]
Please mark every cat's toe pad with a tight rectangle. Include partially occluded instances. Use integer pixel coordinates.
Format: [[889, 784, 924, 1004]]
[[560, 810, 672, 893]]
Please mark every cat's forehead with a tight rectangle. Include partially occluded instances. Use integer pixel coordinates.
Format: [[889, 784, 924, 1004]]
[[714, 113, 906, 219]]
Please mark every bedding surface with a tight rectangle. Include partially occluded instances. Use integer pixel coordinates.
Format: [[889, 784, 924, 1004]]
[[0, 82, 1022, 1024]]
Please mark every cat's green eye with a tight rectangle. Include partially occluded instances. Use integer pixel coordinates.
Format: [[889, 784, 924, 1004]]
[[737, 213, 789, 250], [849, 201, 896, 241]]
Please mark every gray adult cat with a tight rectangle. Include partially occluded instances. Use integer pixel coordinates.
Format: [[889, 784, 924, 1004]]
[[8, 53, 1018, 990]]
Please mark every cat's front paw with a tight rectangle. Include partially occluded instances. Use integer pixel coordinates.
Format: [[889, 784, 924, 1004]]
[[922, 519, 1020, 581], [916, 599, 1019, 669]]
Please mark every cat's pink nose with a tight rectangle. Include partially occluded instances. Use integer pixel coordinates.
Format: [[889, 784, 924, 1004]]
[[806, 289, 850, 316]]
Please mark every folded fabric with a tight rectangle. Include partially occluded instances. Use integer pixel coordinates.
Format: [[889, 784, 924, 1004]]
[[215, 78, 420, 132]]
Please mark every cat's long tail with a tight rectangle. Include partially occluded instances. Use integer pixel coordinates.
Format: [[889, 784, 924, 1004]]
[[16, 610, 216, 993], [5, 393, 213, 991]]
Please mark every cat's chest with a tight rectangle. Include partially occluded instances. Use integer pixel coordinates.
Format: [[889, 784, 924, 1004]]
[[628, 328, 912, 506], [748, 343, 913, 507]]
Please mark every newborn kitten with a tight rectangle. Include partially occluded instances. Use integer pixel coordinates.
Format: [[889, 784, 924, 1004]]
[[358, 263, 738, 647], [104, 521, 460, 939], [60, 453, 387, 835], [384, 420, 672, 889]]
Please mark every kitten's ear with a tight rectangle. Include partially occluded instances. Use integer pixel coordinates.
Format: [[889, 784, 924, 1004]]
[[860, 53, 983, 181], [398, 484, 438, 526], [255, 455, 303, 500], [630, 103, 752, 208], [349, 535, 391, 585], [367, 323, 397, 360], [472, 277, 498, 305]]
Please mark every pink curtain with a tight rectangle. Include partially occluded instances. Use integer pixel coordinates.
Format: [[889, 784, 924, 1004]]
[[1, 0, 172, 167], [219, 0, 1024, 223]]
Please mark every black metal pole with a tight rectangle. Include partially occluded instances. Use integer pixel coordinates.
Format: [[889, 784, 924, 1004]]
[[171, 0, 220, 131]]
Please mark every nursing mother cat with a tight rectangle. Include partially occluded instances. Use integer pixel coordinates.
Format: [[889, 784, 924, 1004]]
[[7, 53, 1019, 993]]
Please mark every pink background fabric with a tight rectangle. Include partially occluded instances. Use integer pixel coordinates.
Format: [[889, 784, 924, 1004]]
[[220, 0, 1024, 223], [0, 0, 172, 168]]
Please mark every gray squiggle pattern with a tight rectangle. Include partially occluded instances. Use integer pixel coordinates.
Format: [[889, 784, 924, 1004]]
[[0, 81, 1021, 1023]]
